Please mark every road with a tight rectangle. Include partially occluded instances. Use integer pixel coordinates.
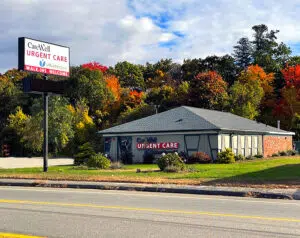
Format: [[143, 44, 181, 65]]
[[0, 187, 299, 238]]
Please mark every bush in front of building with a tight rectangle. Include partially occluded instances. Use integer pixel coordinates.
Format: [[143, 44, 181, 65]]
[[187, 152, 212, 164], [287, 150, 298, 156], [216, 148, 235, 164], [234, 154, 245, 161], [74, 142, 96, 165], [110, 161, 124, 169], [253, 154, 263, 158], [87, 153, 111, 169], [157, 153, 185, 172]]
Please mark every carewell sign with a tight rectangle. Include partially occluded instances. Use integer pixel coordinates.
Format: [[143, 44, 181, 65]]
[[18, 37, 70, 77]]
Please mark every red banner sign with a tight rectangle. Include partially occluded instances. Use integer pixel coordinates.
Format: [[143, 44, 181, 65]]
[[136, 142, 179, 150]]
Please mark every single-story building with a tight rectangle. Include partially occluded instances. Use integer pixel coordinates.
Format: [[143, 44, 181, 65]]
[[98, 106, 295, 163]]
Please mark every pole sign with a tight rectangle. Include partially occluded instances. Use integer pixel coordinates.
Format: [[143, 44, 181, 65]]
[[18, 37, 70, 77]]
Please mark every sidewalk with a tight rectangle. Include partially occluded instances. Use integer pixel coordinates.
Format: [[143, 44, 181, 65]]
[[0, 178, 299, 200], [0, 157, 73, 168]]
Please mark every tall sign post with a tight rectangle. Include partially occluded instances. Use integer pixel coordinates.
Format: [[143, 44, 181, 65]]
[[18, 37, 70, 172]]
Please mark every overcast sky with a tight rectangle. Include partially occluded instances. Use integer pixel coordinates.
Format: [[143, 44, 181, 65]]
[[1, 0, 300, 73]]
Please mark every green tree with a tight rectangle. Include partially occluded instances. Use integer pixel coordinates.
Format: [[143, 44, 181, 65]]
[[110, 61, 145, 88], [230, 79, 264, 119], [251, 24, 291, 72]]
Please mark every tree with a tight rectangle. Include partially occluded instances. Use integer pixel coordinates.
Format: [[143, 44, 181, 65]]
[[251, 24, 291, 72], [230, 79, 264, 119], [67, 66, 113, 115], [273, 65, 300, 129], [182, 56, 238, 86], [82, 62, 108, 73], [233, 37, 253, 70], [239, 65, 274, 95], [111, 61, 145, 88], [104, 74, 121, 102], [188, 71, 228, 109]]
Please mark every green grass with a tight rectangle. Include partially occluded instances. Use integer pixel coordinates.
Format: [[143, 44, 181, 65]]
[[0, 157, 300, 186]]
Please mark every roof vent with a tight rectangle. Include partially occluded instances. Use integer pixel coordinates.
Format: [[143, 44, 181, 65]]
[[175, 119, 183, 122]]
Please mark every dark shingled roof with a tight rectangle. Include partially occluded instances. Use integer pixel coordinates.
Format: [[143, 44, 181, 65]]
[[99, 106, 294, 135]]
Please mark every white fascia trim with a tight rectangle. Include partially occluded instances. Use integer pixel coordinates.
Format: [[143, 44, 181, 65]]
[[102, 131, 218, 137]]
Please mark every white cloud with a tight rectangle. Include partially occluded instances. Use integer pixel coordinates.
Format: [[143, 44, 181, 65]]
[[1, 0, 300, 73]]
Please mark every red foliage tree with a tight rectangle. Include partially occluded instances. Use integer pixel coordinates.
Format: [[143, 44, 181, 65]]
[[189, 71, 228, 109], [81, 62, 108, 73]]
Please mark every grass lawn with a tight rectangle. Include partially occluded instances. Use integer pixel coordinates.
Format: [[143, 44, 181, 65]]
[[0, 157, 300, 188]]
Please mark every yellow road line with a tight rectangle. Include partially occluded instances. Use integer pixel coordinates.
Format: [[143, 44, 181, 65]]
[[0, 199, 299, 223], [0, 233, 45, 238]]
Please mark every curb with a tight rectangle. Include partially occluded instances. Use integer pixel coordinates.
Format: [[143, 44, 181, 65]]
[[0, 179, 298, 200]]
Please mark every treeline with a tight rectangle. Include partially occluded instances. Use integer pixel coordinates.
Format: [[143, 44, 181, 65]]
[[1, 24, 300, 157]]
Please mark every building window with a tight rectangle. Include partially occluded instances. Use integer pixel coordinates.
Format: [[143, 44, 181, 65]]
[[247, 136, 252, 156], [232, 135, 238, 155], [224, 135, 230, 149], [253, 136, 258, 155], [218, 135, 222, 152], [240, 136, 245, 156]]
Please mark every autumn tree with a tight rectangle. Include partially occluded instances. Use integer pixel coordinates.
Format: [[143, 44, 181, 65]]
[[188, 71, 228, 109], [82, 62, 108, 73], [273, 65, 300, 131]]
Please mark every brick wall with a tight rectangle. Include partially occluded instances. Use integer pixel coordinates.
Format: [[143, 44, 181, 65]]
[[263, 135, 293, 157]]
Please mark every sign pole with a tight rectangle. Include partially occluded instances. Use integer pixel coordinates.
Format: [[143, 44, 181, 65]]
[[43, 75, 48, 172]]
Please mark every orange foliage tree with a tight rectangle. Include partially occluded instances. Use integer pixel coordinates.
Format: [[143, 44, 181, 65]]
[[104, 75, 121, 101], [239, 65, 274, 94]]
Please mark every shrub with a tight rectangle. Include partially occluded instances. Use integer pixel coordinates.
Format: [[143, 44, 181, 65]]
[[254, 154, 263, 158], [271, 153, 279, 157], [246, 155, 255, 160], [74, 142, 96, 165], [87, 153, 111, 169], [279, 151, 288, 156], [187, 152, 212, 164], [110, 161, 124, 169], [164, 165, 182, 173], [216, 148, 235, 164], [287, 150, 298, 156], [157, 153, 185, 172], [234, 154, 245, 161]]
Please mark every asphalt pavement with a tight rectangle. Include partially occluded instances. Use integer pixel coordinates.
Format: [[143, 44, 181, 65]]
[[0, 186, 299, 237]]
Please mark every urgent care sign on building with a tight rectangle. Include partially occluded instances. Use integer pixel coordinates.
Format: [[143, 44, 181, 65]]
[[136, 142, 179, 150], [18, 37, 70, 77]]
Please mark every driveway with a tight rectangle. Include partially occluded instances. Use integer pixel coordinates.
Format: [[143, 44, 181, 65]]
[[0, 157, 74, 169]]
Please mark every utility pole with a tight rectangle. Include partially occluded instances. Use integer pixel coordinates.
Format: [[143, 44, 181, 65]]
[[43, 75, 48, 172]]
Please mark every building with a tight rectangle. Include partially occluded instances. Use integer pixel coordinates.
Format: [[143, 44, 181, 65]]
[[98, 106, 294, 163]]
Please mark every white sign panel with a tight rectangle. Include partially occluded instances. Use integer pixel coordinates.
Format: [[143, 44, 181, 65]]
[[18, 37, 70, 77]]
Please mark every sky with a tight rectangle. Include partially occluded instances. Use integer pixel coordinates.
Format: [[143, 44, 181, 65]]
[[1, 0, 300, 73]]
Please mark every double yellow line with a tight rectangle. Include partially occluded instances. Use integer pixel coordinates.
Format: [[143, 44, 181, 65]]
[[0, 199, 299, 223], [0, 233, 44, 238]]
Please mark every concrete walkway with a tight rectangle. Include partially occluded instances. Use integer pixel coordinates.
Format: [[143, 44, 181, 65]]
[[0, 157, 74, 168]]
